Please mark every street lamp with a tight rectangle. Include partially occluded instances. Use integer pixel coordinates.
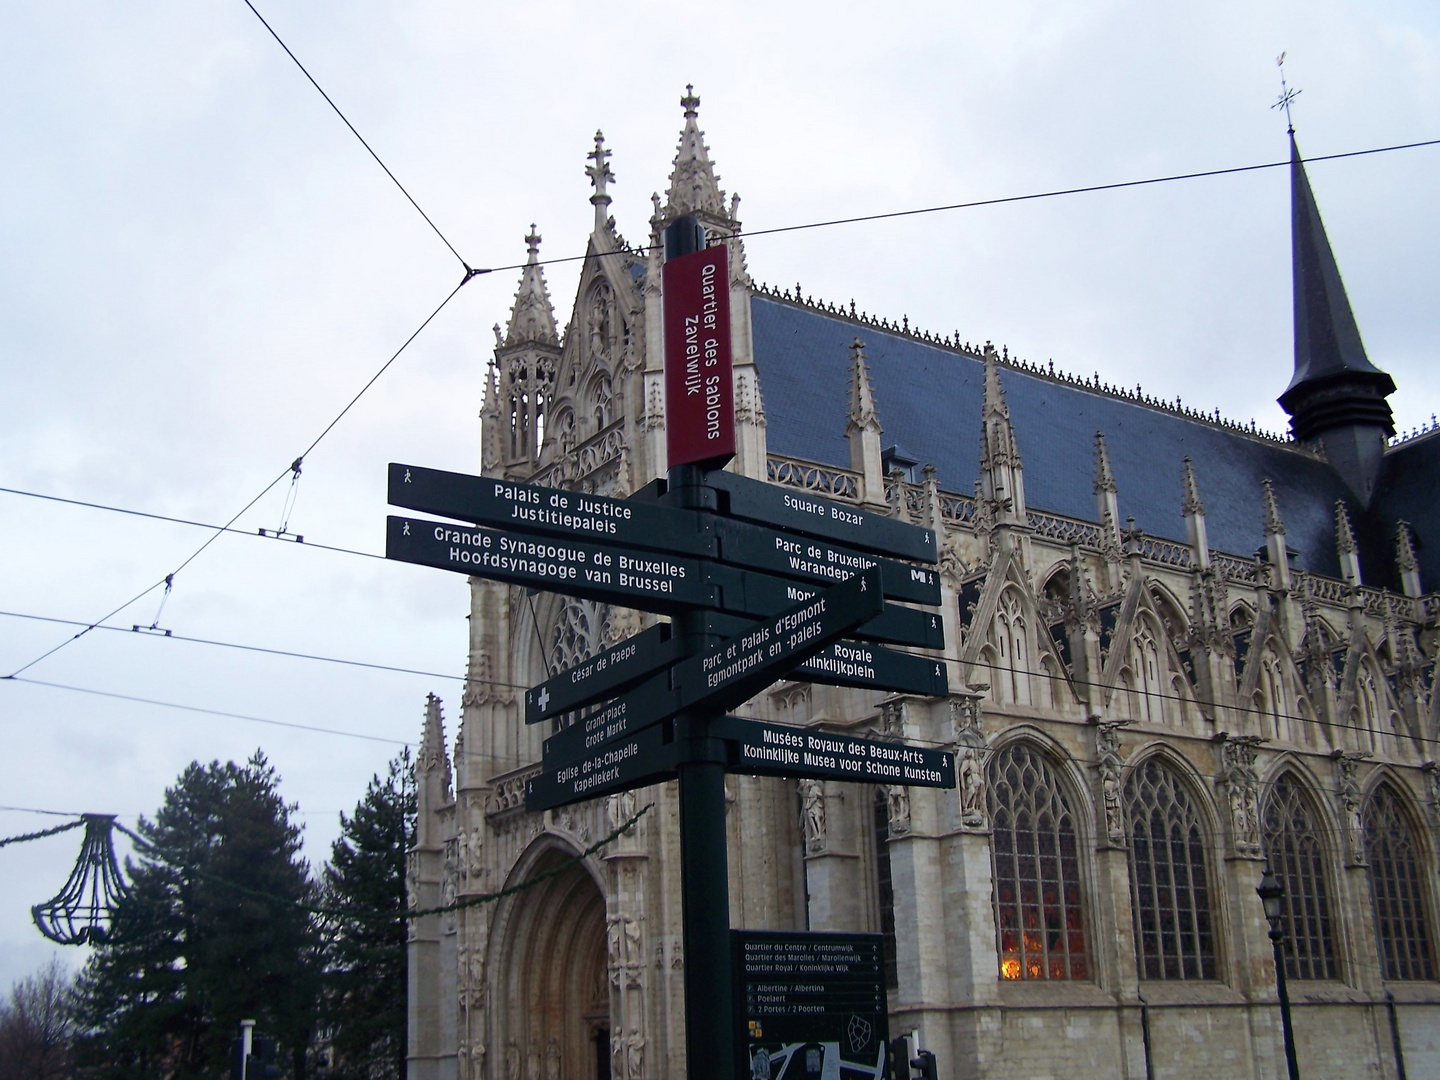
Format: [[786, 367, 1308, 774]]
[[1257, 867, 1300, 1080]]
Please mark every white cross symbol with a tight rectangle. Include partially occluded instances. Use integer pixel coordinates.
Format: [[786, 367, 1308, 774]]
[[537, 686, 550, 713], [402, 521, 410, 536]]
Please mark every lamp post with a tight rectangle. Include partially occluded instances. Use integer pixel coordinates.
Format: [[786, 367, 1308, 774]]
[[1257, 867, 1301, 1080]]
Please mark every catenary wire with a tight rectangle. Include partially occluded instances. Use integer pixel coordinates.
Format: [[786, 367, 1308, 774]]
[[3, 276, 468, 680], [239, 0, 474, 273], [480, 136, 1440, 276], [0, 609, 468, 685], [6, 676, 411, 748]]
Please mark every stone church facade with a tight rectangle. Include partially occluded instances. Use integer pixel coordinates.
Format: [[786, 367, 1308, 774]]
[[408, 90, 1440, 1079]]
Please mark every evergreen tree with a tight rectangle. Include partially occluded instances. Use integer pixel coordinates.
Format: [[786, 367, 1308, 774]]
[[321, 751, 414, 1080], [72, 752, 320, 1079]]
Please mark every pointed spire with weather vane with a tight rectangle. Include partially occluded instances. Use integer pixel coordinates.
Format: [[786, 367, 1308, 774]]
[[504, 226, 560, 347], [663, 85, 730, 224], [1272, 54, 1396, 502], [586, 130, 616, 235]]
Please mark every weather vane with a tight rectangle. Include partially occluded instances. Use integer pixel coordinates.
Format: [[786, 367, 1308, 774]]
[[1273, 52, 1301, 134]]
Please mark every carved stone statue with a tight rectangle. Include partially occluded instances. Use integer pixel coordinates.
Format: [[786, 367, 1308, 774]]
[[625, 1030, 645, 1080], [951, 696, 989, 829], [546, 1038, 561, 1080], [1333, 750, 1370, 865], [1095, 721, 1128, 846], [506, 1040, 520, 1080], [1218, 736, 1264, 859], [799, 780, 827, 852], [885, 784, 911, 835]]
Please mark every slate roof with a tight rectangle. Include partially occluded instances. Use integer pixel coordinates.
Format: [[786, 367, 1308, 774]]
[[750, 294, 1429, 589]]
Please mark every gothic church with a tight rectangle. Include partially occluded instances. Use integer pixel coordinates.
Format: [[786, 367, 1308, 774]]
[[407, 88, 1440, 1079]]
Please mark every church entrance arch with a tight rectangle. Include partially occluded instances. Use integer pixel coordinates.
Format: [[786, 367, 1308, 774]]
[[491, 841, 610, 1080]]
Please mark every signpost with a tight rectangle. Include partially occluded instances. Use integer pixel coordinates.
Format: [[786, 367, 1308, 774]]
[[383, 215, 954, 1080], [733, 931, 889, 1080]]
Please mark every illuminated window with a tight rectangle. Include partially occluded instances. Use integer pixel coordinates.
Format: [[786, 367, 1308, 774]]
[[1364, 785, 1435, 981], [1262, 775, 1337, 979], [988, 744, 1089, 981], [1126, 759, 1217, 979]]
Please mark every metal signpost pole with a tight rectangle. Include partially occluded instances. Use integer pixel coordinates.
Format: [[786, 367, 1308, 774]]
[[664, 212, 735, 1080]]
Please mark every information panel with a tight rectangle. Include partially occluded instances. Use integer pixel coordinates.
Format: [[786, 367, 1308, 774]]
[[732, 931, 889, 1080], [663, 244, 734, 469], [525, 721, 676, 813], [525, 624, 682, 725]]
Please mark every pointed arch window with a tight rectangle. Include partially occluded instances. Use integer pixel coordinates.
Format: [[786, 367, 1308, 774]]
[[1133, 621, 1164, 724], [1257, 656, 1290, 744], [988, 744, 1089, 981], [995, 591, 1031, 706], [1364, 785, 1435, 981], [1356, 666, 1384, 753], [1262, 775, 1337, 979], [1125, 759, 1217, 979]]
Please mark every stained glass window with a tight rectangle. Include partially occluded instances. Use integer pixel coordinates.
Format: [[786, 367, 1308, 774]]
[[1126, 758, 1217, 979], [988, 744, 1089, 981], [1262, 775, 1337, 979], [1364, 785, 1435, 981]]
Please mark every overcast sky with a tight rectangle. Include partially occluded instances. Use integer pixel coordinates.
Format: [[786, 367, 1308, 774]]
[[1, 1, 1436, 987]]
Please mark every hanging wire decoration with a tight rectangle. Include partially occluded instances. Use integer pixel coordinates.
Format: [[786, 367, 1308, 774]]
[[32, 814, 129, 945]]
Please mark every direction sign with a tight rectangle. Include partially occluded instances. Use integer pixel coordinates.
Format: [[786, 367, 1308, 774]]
[[525, 721, 677, 813], [704, 469, 936, 564], [714, 717, 955, 788], [542, 569, 884, 769], [732, 931, 889, 1080], [710, 516, 939, 606], [735, 573, 945, 650], [386, 516, 716, 615], [541, 673, 676, 770], [794, 640, 949, 697], [663, 245, 734, 470], [525, 623, 683, 725], [388, 462, 713, 558]]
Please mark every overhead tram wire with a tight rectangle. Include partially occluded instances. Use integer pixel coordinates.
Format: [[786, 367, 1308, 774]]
[[6, 677, 411, 748], [3, 275, 471, 681], [239, 0, 477, 277], [480, 136, 1440, 277], [0, 609, 470, 686]]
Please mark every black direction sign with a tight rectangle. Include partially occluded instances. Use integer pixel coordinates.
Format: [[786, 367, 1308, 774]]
[[733, 931, 889, 1080], [736, 574, 945, 650], [388, 462, 713, 558], [710, 516, 939, 606], [525, 624, 683, 725], [524, 721, 676, 813], [543, 569, 884, 769], [714, 717, 955, 788], [541, 673, 676, 771], [704, 469, 936, 565], [386, 516, 715, 616], [794, 640, 949, 698]]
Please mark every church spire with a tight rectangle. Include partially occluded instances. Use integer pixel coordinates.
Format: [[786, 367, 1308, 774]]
[[504, 226, 559, 346], [1261, 479, 1292, 588], [1277, 134, 1395, 500], [1335, 500, 1361, 585], [1094, 432, 1121, 554], [978, 345, 1025, 519], [1182, 457, 1210, 570], [845, 338, 885, 508], [663, 85, 728, 222]]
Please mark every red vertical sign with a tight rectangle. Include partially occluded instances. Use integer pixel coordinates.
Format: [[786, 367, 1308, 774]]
[[663, 245, 735, 470]]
